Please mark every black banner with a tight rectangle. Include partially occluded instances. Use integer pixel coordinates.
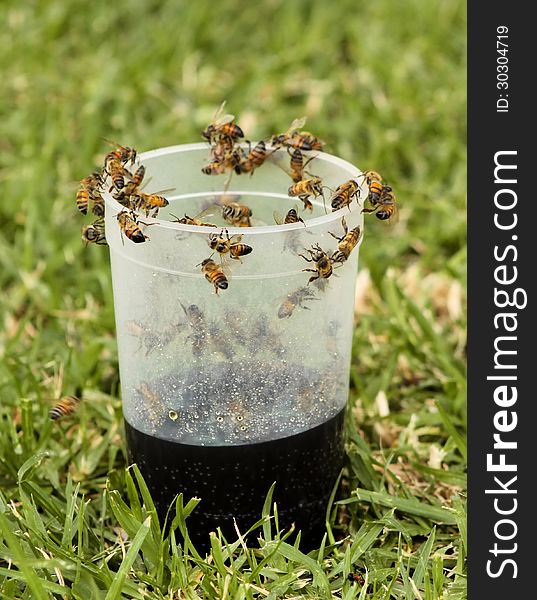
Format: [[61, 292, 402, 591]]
[[468, 2, 532, 596]]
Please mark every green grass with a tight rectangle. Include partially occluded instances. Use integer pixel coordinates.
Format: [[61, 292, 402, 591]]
[[0, 0, 466, 597]]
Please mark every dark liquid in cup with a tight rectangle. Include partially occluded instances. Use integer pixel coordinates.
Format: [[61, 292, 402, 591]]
[[125, 408, 345, 550]]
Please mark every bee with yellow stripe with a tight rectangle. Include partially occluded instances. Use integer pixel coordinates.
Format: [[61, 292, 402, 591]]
[[363, 186, 397, 221], [236, 140, 269, 175], [200, 258, 229, 294], [221, 200, 253, 227], [117, 210, 149, 244], [288, 177, 324, 211], [330, 179, 361, 212], [299, 243, 333, 284], [82, 218, 107, 246], [76, 172, 104, 215], [329, 217, 362, 263], [208, 229, 253, 262], [273, 205, 305, 225], [130, 191, 169, 217], [49, 395, 80, 421]]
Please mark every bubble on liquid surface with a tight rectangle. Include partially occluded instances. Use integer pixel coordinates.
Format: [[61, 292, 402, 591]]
[[130, 361, 345, 446]]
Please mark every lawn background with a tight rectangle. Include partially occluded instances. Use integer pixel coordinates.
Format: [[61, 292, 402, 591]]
[[0, 0, 467, 597]]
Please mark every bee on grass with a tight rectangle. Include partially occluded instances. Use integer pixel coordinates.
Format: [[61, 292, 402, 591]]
[[49, 395, 80, 421], [299, 243, 333, 284]]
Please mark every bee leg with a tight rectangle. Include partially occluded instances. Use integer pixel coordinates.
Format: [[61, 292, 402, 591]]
[[361, 207, 377, 214], [328, 230, 341, 241], [298, 253, 313, 262], [307, 273, 320, 285], [302, 268, 317, 273]]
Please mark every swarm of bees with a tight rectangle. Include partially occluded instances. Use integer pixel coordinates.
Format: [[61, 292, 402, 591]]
[[74, 139, 172, 246], [74, 107, 398, 303]]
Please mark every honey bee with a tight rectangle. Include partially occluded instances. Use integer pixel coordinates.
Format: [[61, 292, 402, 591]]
[[116, 210, 149, 244], [287, 148, 318, 183], [113, 165, 146, 206], [76, 172, 103, 215], [270, 117, 324, 151], [362, 186, 397, 221], [201, 160, 227, 176], [330, 180, 361, 212], [102, 139, 137, 165], [125, 320, 166, 356], [208, 321, 234, 360], [273, 205, 305, 225], [347, 572, 365, 584], [91, 196, 105, 217], [278, 286, 318, 318], [271, 121, 324, 151], [180, 303, 208, 357], [208, 229, 253, 262], [76, 188, 91, 215], [325, 319, 341, 357], [288, 177, 324, 211], [200, 258, 229, 294], [357, 170, 391, 207], [299, 243, 333, 284], [235, 140, 269, 175], [288, 132, 324, 151], [221, 201, 253, 227], [138, 382, 164, 427], [130, 192, 169, 217], [49, 395, 80, 421], [170, 208, 217, 228], [81, 218, 107, 246], [329, 217, 362, 263], [202, 102, 244, 143], [105, 157, 131, 191]]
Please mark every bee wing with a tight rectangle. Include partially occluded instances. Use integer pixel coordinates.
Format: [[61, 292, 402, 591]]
[[151, 187, 175, 196], [220, 259, 233, 281], [287, 116, 307, 133], [213, 192, 241, 206], [195, 205, 218, 219], [228, 234, 243, 244], [101, 136, 123, 148], [213, 101, 236, 127], [273, 211, 284, 225]]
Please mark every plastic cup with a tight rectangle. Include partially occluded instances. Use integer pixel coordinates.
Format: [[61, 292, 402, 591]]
[[103, 143, 364, 548]]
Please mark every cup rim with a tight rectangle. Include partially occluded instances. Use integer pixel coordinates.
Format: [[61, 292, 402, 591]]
[[103, 142, 365, 236]]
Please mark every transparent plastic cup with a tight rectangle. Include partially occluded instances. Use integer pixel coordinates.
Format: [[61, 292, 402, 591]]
[[103, 143, 364, 548]]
